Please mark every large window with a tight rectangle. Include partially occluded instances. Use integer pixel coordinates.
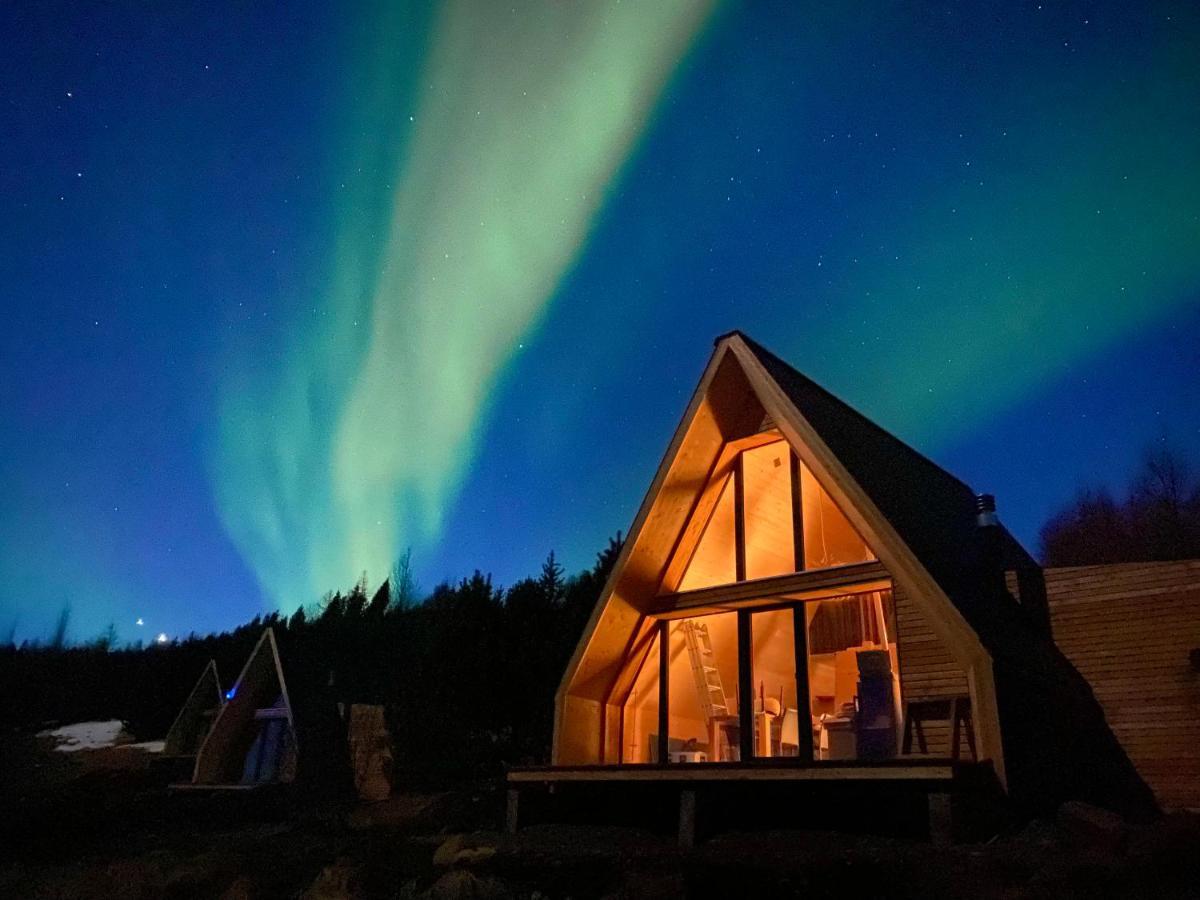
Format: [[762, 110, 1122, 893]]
[[630, 433, 899, 766], [677, 475, 737, 591], [801, 466, 873, 569], [620, 629, 660, 764], [666, 613, 739, 762], [750, 608, 803, 758], [743, 443, 796, 580], [806, 590, 900, 760], [624, 588, 902, 765], [667, 437, 874, 593]]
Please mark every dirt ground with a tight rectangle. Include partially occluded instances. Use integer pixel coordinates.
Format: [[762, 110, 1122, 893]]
[[2, 729, 1198, 899]]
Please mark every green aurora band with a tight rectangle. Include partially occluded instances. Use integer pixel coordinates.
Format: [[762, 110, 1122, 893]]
[[213, 1, 718, 608]]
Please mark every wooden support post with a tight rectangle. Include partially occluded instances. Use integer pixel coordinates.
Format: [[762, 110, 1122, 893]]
[[678, 789, 697, 849], [505, 787, 520, 835], [928, 792, 952, 846]]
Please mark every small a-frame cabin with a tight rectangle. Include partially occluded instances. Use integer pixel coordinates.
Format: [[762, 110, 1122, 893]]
[[192, 628, 299, 787], [511, 332, 1154, 840], [162, 659, 224, 758]]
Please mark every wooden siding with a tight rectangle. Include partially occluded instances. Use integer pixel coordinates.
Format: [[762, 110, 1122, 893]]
[[1044, 560, 1200, 811], [893, 583, 970, 756]]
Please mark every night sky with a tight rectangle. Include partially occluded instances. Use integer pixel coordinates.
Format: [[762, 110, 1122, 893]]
[[2, 1, 1198, 644]]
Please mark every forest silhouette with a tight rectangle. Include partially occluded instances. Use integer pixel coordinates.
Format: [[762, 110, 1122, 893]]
[[0, 540, 620, 786]]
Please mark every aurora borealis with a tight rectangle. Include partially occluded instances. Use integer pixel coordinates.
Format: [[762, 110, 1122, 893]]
[[214, 0, 718, 613], [2, 1, 1198, 642]]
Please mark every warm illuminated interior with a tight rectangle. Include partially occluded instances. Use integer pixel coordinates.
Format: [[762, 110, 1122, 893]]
[[616, 434, 902, 766], [621, 629, 661, 763], [742, 443, 795, 580], [665, 613, 739, 762], [801, 465, 875, 570], [750, 608, 801, 757], [677, 474, 737, 591], [620, 589, 902, 765], [806, 590, 900, 760], [668, 437, 873, 593]]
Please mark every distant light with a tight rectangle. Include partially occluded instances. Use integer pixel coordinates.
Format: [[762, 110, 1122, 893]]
[[225, 687, 237, 701], [135, 618, 144, 627], [156, 632, 168, 645]]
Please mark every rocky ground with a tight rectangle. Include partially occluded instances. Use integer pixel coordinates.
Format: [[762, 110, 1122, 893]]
[[1, 728, 1197, 899]]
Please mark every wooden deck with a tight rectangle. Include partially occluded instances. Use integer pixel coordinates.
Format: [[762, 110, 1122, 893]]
[[506, 759, 993, 846], [509, 758, 961, 783]]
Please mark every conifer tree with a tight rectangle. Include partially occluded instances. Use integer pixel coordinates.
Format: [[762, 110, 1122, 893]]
[[539, 550, 565, 604]]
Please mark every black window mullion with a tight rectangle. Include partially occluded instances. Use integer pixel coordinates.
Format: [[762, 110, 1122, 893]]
[[657, 620, 669, 765], [737, 609, 753, 761], [734, 453, 747, 582], [793, 605, 814, 761], [790, 451, 805, 572]]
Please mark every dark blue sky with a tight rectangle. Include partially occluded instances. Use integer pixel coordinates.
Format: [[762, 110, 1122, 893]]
[[2, 1, 1197, 643]]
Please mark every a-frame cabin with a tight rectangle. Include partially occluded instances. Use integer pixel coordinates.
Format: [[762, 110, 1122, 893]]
[[162, 659, 224, 758], [191, 628, 299, 787], [512, 332, 1154, 840]]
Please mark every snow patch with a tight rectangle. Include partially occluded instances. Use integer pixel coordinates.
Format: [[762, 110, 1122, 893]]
[[37, 719, 127, 752]]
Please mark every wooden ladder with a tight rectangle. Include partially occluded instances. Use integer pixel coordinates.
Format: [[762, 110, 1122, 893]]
[[681, 620, 730, 720]]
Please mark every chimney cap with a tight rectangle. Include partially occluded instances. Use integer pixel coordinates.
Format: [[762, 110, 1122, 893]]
[[975, 493, 999, 528]]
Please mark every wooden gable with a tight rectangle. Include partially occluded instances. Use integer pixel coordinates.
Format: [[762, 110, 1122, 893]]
[[554, 334, 1004, 781]]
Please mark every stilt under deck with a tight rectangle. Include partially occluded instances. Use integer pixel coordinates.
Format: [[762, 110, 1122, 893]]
[[506, 759, 998, 847]]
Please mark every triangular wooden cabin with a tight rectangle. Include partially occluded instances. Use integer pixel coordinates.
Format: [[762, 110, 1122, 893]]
[[192, 627, 299, 786], [162, 658, 224, 758], [511, 332, 1158, 839]]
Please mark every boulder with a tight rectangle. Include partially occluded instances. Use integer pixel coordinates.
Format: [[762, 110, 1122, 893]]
[[428, 869, 511, 900], [1057, 800, 1127, 853], [432, 835, 467, 867], [433, 834, 498, 869], [300, 857, 360, 900]]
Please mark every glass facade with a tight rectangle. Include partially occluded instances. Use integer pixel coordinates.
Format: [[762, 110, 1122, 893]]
[[750, 608, 802, 758], [634, 592, 900, 765], [667, 438, 874, 593], [665, 613, 739, 762], [801, 464, 874, 569], [742, 442, 796, 580], [806, 590, 899, 760], [621, 434, 900, 766], [677, 474, 737, 591], [620, 629, 660, 763]]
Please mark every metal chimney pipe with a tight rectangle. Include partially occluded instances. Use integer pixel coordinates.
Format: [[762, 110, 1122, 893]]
[[975, 493, 998, 529], [975, 493, 1005, 598]]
